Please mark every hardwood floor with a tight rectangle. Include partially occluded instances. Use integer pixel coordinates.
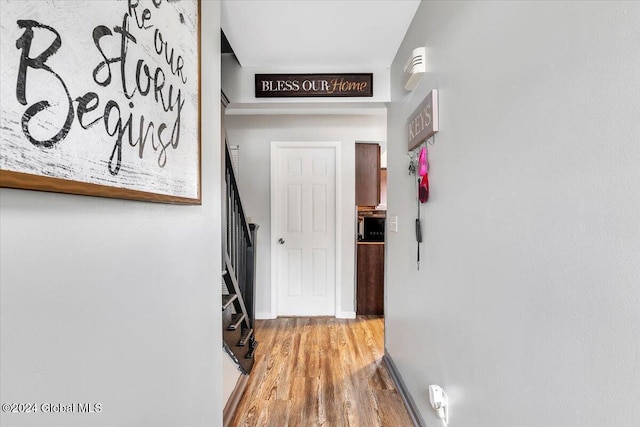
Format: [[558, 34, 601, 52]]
[[230, 316, 414, 427]]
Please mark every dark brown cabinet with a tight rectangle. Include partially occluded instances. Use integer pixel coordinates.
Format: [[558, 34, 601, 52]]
[[356, 243, 384, 315], [379, 168, 387, 206], [355, 143, 381, 206]]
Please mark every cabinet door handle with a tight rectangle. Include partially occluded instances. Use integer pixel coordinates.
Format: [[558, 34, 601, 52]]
[[278, 238, 285, 245]]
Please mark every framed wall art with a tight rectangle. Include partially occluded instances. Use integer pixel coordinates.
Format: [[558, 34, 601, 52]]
[[0, 0, 201, 204]]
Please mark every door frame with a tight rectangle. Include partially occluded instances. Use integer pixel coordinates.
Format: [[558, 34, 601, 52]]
[[270, 141, 342, 318]]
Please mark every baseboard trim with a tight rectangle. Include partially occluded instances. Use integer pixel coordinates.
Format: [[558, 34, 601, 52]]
[[223, 373, 250, 427], [255, 311, 275, 320], [337, 311, 356, 319], [383, 349, 427, 427]]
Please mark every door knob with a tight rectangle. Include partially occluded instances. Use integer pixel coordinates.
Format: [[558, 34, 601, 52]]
[[278, 238, 285, 244]]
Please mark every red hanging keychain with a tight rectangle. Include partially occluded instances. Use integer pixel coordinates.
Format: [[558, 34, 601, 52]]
[[419, 173, 429, 203], [418, 146, 429, 203]]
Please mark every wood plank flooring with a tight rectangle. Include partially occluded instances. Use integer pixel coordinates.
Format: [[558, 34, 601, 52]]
[[230, 316, 414, 427]]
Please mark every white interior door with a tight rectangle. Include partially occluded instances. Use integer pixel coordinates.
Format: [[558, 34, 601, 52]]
[[272, 143, 337, 316]]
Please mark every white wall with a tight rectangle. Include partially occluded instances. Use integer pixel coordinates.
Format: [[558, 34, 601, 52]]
[[385, 1, 640, 426], [225, 114, 386, 318], [0, 3, 223, 427], [222, 354, 241, 406]]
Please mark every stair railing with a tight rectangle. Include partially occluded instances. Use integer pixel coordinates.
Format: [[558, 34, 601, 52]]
[[222, 139, 258, 374]]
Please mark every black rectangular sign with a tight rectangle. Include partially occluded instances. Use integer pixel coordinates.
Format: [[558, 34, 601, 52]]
[[255, 73, 373, 98]]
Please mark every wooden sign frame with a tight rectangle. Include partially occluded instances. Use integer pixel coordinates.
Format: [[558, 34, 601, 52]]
[[0, 0, 202, 204], [255, 73, 373, 98], [408, 89, 439, 151]]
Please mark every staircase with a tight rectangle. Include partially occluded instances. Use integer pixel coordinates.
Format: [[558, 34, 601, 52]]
[[222, 141, 258, 374]]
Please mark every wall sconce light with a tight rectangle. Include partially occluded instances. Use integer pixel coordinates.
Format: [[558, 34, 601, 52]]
[[404, 47, 426, 91]]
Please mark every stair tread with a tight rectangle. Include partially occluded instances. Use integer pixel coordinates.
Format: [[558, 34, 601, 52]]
[[227, 313, 246, 331], [238, 328, 253, 346], [222, 294, 238, 311], [245, 340, 258, 359]]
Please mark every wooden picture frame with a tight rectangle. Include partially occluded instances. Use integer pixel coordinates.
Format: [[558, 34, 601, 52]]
[[0, 0, 202, 204]]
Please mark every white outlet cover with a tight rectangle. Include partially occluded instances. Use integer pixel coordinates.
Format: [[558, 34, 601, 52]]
[[388, 216, 398, 232]]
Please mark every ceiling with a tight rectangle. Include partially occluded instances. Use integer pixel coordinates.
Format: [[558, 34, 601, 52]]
[[221, 0, 421, 69]]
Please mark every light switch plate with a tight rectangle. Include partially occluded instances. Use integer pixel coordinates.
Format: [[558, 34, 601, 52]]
[[388, 216, 398, 232]]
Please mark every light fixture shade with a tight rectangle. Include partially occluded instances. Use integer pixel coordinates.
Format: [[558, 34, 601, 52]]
[[403, 47, 426, 91]]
